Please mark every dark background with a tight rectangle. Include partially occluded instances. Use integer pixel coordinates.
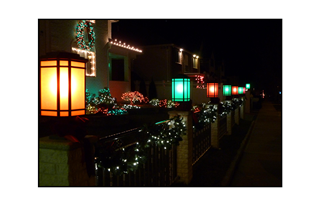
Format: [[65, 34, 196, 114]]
[[112, 19, 282, 95]]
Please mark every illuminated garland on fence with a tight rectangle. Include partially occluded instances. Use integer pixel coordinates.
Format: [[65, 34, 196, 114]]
[[95, 115, 186, 176], [219, 98, 243, 116], [76, 20, 96, 51], [149, 98, 180, 108], [192, 103, 218, 130]]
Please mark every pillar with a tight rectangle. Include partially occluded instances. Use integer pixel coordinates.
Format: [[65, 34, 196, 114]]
[[234, 106, 240, 125], [240, 97, 245, 119], [245, 90, 251, 113], [168, 110, 193, 185], [226, 100, 233, 135], [210, 104, 220, 149], [39, 135, 96, 186]]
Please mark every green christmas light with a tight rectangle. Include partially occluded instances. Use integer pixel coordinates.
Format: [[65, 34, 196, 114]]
[[246, 83, 251, 89]]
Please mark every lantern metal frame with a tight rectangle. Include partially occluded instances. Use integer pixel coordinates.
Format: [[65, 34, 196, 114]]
[[39, 52, 88, 117]]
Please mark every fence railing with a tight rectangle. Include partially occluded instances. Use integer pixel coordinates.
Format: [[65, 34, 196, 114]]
[[94, 99, 244, 186], [94, 121, 178, 186], [219, 115, 227, 140], [192, 123, 211, 165]]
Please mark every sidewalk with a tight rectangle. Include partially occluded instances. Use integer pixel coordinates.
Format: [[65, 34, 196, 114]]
[[184, 112, 256, 187], [229, 99, 282, 186]]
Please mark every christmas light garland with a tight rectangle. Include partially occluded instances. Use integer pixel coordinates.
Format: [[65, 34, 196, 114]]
[[149, 98, 180, 108], [192, 103, 218, 130], [76, 20, 96, 51], [95, 115, 186, 175]]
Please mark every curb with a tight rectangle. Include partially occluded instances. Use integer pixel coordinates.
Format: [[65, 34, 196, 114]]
[[220, 119, 256, 186]]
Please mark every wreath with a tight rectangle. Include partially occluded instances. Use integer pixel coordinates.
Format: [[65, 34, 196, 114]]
[[76, 20, 96, 51]]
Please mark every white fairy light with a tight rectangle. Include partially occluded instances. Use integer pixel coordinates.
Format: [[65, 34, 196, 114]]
[[110, 39, 142, 53]]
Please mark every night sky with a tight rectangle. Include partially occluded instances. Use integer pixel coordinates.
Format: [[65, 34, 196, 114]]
[[112, 19, 282, 94]]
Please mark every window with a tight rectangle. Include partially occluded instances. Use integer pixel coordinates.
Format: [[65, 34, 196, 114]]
[[193, 58, 197, 69]]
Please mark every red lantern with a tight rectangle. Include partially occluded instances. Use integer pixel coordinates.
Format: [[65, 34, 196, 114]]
[[207, 83, 219, 98], [243, 87, 246, 94], [232, 86, 238, 95]]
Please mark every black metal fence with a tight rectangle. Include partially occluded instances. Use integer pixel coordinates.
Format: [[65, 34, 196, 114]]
[[219, 115, 227, 140], [192, 123, 211, 165], [94, 121, 178, 186]]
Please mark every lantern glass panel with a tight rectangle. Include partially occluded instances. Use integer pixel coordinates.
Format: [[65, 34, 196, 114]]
[[172, 78, 190, 101], [71, 67, 86, 110], [41, 67, 57, 110], [41, 111, 57, 116], [184, 80, 190, 100], [71, 61, 85, 68], [41, 60, 57, 67], [246, 83, 250, 89], [60, 111, 69, 117], [243, 87, 246, 93], [223, 85, 231, 96], [60, 60, 69, 66], [60, 67, 69, 110]]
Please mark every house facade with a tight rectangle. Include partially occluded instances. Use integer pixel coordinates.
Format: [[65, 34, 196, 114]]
[[39, 19, 142, 102]]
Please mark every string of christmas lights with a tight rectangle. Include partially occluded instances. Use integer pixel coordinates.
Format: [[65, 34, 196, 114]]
[[195, 75, 205, 89], [109, 39, 142, 53], [72, 47, 96, 76]]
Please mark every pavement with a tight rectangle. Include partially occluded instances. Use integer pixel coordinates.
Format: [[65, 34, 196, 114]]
[[229, 99, 282, 187]]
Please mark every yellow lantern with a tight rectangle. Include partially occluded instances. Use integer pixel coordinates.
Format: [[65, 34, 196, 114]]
[[40, 52, 87, 117]]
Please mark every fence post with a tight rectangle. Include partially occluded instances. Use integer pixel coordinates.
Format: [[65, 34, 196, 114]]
[[210, 104, 220, 149], [226, 100, 233, 135], [39, 135, 96, 186], [245, 90, 251, 113], [168, 110, 193, 185], [240, 97, 245, 119]]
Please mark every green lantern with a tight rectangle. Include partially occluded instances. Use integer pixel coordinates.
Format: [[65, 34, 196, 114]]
[[246, 83, 251, 89], [223, 85, 231, 96], [238, 87, 244, 94], [172, 74, 190, 102]]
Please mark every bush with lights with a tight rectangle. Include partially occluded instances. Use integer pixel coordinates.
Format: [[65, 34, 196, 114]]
[[121, 91, 149, 105]]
